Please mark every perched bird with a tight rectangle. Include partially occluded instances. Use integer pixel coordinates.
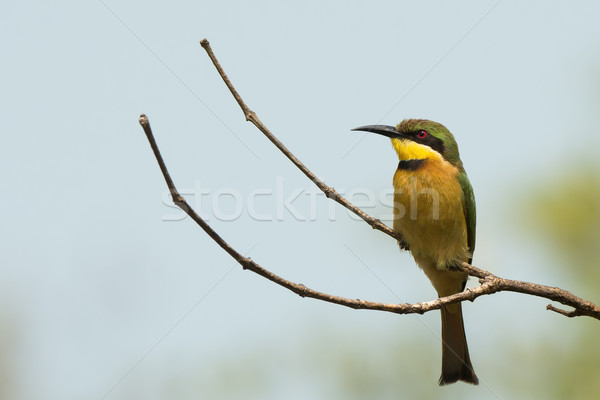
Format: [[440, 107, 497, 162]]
[[353, 119, 478, 385]]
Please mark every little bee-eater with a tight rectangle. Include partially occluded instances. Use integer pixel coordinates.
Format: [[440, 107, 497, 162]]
[[353, 119, 478, 385]]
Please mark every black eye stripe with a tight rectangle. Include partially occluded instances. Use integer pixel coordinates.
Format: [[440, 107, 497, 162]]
[[407, 130, 445, 154]]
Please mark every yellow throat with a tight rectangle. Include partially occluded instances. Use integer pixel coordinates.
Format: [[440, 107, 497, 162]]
[[391, 138, 444, 162]]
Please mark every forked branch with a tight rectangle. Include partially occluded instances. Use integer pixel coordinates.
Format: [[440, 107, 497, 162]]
[[137, 39, 600, 321], [199, 39, 408, 249]]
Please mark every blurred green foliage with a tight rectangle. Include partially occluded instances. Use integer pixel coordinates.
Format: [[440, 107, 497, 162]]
[[522, 164, 600, 286], [516, 161, 600, 399]]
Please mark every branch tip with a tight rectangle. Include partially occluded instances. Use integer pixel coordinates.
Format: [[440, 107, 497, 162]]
[[546, 304, 580, 318]]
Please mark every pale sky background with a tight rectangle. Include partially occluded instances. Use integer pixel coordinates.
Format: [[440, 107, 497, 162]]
[[1, 1, 599, 399]]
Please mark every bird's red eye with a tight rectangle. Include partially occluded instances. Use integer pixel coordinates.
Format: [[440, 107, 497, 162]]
[[417, 130, 428, 139]]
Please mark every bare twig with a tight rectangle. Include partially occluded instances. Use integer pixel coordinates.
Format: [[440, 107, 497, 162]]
[[546, 305, 582, 318], [139, 112, 600, 320], [199, 38, 408, 249], [460, 263, 600, 319]]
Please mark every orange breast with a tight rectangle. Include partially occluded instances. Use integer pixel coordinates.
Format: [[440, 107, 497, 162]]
[[392, 158, 469, 269]]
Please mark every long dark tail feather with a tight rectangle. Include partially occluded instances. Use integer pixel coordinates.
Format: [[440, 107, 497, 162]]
[[438, 303, 479, 386]]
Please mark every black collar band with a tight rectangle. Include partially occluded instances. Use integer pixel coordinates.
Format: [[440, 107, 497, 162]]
[[397, 159, 426, 171]]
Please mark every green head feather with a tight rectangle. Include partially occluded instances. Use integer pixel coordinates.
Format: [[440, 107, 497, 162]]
[[396, 119, 462, 166]]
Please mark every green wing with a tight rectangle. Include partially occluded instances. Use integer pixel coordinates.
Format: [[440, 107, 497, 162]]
[[458, 171, 476, 264]]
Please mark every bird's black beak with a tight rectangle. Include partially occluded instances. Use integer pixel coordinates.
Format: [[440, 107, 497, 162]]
[[351, 125, 403, 139]]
